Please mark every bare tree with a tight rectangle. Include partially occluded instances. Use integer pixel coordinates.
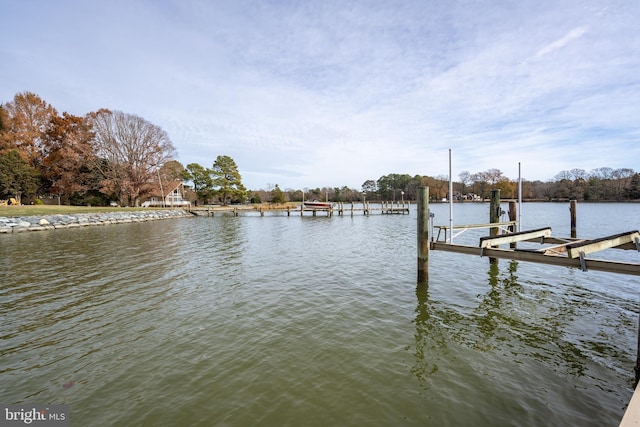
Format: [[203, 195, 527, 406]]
[[612, 168, 636, 200], [591, 167, 614, 180], [89, 109, 176, 206], [458, 171, 472, 195]]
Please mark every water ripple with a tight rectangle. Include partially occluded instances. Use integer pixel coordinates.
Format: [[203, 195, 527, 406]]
[[0, 204, 638, 426]]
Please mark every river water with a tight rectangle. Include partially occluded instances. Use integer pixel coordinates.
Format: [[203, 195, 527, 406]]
[[1, 202, 639, 426]]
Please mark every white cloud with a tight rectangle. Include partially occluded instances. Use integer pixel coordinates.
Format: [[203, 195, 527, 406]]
[[535, 27, 588, 59], [1, 0, 638, 190]]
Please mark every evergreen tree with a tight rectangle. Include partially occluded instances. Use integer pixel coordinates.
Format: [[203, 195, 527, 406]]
[[182, 163, 214, 204], [211, 155, 246, 204], [0, 150, 40, 201], [626, 173, 640, 200], [270, 184, 285, 204]]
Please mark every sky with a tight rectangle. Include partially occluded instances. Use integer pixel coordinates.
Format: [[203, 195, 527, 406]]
[[1, 0, 639, 191]]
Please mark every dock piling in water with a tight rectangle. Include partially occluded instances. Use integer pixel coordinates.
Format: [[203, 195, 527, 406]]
[[508, 201, 517, 248], [417, 186, 429, 282], [570, 200, 577, 238], [489, 189, 501, 264]]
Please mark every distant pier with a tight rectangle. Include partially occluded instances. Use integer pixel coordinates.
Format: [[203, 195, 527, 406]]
[[188, 201, 411, 217]]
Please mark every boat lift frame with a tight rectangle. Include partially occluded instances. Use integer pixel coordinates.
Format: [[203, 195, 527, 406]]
[[430, 218, 640, 276]]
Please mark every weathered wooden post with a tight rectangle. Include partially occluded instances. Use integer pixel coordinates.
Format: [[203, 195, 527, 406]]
[[635, 313, 640, 386], [508, 200, 517, 249], [417, 186, 430, 282], [489, 189, 501, 264], [570, 200, 577, 238]]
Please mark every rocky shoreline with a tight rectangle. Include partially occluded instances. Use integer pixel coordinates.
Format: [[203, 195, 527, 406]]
[[0, 209, 193, 234]]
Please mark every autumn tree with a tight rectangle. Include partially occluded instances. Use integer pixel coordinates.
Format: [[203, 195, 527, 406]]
[[0, 150, 40, 201], [422, 175, 448, 200], [211, 155, 246, 204], [40, 112, 96, 204], [0, 105, 11, 153], [160, 160, 185, 183], [3, 92, 58, 167], [89, 109, 176, 206]]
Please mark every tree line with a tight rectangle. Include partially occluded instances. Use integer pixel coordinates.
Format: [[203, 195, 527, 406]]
[[361, 167, 639, 202], [1, 91, 637, 206], [253, 167, 639, 204], [0, 91, 246, 206]]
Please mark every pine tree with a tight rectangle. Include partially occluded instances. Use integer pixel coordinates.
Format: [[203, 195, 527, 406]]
[[211, 155, 246, 204]]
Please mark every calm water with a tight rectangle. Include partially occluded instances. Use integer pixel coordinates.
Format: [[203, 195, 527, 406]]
[[1, 202, 639, 426]]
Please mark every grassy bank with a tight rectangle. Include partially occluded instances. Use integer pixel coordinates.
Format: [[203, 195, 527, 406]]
[[0, 205, 170, 218]]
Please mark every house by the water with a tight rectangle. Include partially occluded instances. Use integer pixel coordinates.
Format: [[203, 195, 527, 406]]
[[141, 181, 191, 207]]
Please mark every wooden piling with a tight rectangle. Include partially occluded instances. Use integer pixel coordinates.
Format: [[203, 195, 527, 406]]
[[508, 200, 517, 249], [636, 313, 640, 387], [417, 186, 429, 282], [489, 189, 501, 264], [570, 200, 577, 238]]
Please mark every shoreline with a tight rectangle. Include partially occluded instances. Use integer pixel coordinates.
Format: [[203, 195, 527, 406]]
[[0, 209, 192, 234]]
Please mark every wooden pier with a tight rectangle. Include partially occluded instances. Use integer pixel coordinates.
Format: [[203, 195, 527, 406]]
[[419, 188, 640, 277], [188, 201, 410, 217], [416, 185, 640, 417], [430, 230, 640, 276]]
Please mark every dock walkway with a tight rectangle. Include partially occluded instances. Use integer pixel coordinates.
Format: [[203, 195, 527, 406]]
[[189, 202, 411, 217]]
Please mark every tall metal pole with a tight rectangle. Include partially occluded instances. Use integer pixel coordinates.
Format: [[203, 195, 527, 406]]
[[157, 167, 165, 207], [518, 162, 522, 232], [449, 149, 453, 244]]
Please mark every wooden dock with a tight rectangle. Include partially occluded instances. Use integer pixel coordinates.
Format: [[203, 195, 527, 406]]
[[417, 186, 640, 277], [430, 229, 640, 276], [188, 201, 410, 217]]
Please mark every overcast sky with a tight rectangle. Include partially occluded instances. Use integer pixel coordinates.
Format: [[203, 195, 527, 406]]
[[1, 0, 638, 190]]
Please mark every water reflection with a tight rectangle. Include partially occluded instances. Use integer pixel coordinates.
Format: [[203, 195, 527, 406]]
[[410, 282, 466, 389], [410, 260, 635, 388], [0, 222, 182, 399], [479, 261, 589, 375], [410, 282, 440, 383]]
